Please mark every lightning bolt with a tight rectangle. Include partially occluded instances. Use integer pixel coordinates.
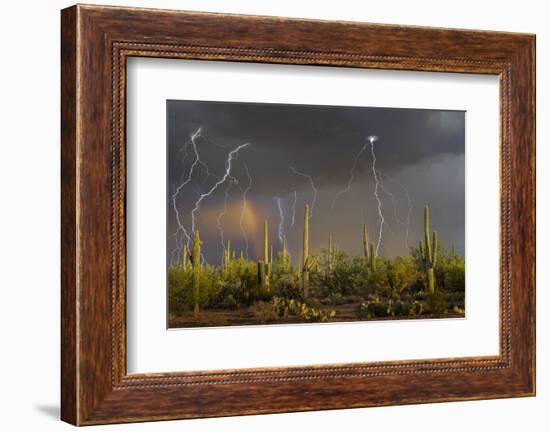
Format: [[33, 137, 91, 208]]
[[240, 164, 252, 259], [381, 172, 412, 249], [378, 172, 406, 235], [368, 135, 384, 256], [276, 196, 284, 244], [177, 130, 220, 184], [378, 171, 412, 249], [170, 127, 203, 262], [290, 190, 297, 228], [289, 165, 318, 218], [190, 143, 251, 236], [331, 142, 369, 209]]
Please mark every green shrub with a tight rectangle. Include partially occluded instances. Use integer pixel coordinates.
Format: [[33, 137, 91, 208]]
[[273, 274, 301, 300], [357, 298, 423, 319], [250, 301, 278, 323]]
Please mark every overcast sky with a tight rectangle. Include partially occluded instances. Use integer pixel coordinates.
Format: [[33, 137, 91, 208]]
[[167, 100, 465, 266]]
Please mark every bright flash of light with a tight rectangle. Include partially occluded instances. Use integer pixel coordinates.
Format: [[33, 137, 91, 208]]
[[170, 127, 203, 261], [276, 197, 284, 244], [368, 135, 384, 256], [190, 143, 251, 237]]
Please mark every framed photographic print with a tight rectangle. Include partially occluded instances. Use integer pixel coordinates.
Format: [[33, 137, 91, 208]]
[[163, 100, 465, 329], [61, 4, 535, 425]]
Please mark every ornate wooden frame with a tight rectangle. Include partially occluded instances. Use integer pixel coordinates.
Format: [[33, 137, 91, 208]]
[[61, 4, 535, 425]]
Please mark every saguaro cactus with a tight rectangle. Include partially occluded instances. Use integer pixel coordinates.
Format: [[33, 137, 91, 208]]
[[258, 260, 266, 290], [191, 230, 202, 318], [362, 224, 369, 258], [368, 242, 376, 272], [181, 245, 188, 271], [259, 220, 271, 291], [224, 240, 231, 268], [362, 224, 376, 271], [419, 206, 438, 293]]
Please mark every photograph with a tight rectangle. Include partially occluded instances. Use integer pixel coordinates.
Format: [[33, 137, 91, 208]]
[[167, 100, 466, 328]]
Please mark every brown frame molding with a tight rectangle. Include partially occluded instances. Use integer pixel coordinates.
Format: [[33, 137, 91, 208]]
[[61, 4, 535, 425]]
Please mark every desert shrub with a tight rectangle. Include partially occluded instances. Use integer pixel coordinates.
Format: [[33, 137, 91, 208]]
[[446, 290, 465, 308], [427, 289, 447, 316], [375, 285, 393, 299], [168, 267, 193, 314], [357, 299, 387, 319], [320, 292, 345, 306], [272, 274, 301, 300], [168, 266, 218, 313], [386, 256, 421, 294], [250, 301, 278, 323], [437, 255, 465, 293], [210, 277, 255, 309], [389, 299, 423, 317], [221, 294, 238, 310], [357, 298, 423, 319]]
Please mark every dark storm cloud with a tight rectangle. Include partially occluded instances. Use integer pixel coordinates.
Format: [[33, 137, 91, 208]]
[[167, 100, 464, 195], [167, 100, 465, 263]]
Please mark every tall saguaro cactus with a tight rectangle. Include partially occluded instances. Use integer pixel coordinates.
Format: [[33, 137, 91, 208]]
[[191, 230, 202, 318], [224, 240, 231, 269], [257, 220, 271, 291], [419, 206, 438, 293]]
